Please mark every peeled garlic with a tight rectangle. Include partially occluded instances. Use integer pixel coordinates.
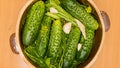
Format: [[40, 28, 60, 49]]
[[78, 43, 82, 51], [75, 19, 86, 39], [50, 7, 58, 14], [63, 22, 72, 34]]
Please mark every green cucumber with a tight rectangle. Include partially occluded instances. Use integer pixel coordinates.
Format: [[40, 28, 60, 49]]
[[35, 16, 52, 58], [63, 27, 81, 68], [76, 29, 95, 63], [22, 1, 45, 46], [48, 20, 62, 67], [60, 0, 98, 30]]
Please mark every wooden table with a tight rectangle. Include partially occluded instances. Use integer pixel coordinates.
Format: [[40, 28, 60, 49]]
[[0, 0, 120, 68]]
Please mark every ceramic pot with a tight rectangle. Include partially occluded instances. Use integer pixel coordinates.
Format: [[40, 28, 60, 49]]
[[10, 0, 110, 68]]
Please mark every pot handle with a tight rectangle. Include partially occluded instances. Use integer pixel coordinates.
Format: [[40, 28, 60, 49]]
[[100, 11, 110, 32], [10, 33, 19, 54]]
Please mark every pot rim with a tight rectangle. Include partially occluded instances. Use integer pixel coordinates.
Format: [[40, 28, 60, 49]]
[[84, 0, 105, 67], [16, 0, 36, 68], [16, 0, 105, 68]]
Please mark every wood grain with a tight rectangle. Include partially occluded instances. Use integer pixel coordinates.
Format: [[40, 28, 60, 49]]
[[0, 0, 120, 68]]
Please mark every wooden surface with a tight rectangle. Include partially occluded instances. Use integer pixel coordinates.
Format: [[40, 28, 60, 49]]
[[0, 0, 120, 68]]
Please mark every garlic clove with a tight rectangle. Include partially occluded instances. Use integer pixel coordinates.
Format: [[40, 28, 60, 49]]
[[50, 7, 58, 14], [63, 22, 72, 34], [75, 19, 86, 39], [78, 43, 82, 51]]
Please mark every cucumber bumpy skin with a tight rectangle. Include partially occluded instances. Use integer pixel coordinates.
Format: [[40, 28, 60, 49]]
[[35, 16, 52, 58], [48, 20, 62, 67], [76, 29, 95, 63], [24, 16, 52, 68], [63, 27, 81, 68], [60, 0, 99, 30], [22, 1, 45, 46]]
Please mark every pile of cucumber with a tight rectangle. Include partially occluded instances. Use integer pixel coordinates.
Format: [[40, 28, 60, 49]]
[[22, 0, 99, 68]]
